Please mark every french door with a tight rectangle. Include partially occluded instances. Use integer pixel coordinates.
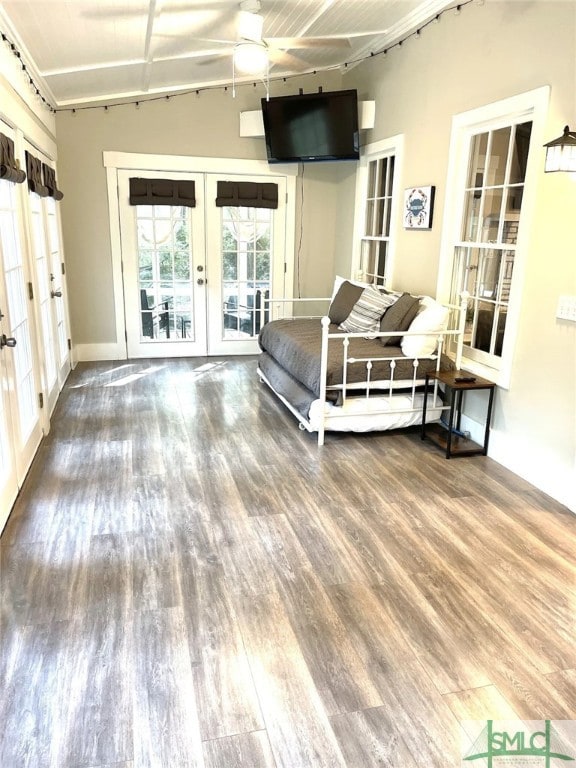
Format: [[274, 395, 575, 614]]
[[0, 173, 43, 527], [26, 150, 71, 414], [119, 171, 207, 357], [118, 169, 287, 358]]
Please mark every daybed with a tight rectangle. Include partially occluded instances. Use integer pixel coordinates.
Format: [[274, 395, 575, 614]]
[[257, 278, 467, 445]]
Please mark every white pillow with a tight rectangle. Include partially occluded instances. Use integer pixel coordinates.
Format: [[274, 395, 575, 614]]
[[339, 285, 396, 334], [401, 297, 449, 357]]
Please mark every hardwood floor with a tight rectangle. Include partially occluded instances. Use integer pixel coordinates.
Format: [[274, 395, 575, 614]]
[[1, 357, 574, 768]]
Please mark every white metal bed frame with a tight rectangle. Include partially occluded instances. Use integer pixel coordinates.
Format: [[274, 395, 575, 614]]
[[258, 293, 468, 446]]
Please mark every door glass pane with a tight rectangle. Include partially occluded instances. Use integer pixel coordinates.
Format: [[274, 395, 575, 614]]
[[1, 183, 39, 443], [0, 350, 14, 483], [30, 193, 56, 389], [136, 205, 194, 342], [221, 206, 272, 339], [45, 197, 68, 367]]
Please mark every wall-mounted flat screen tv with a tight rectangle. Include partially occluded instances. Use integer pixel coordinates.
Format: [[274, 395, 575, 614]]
[[261, 89, 359, 164]]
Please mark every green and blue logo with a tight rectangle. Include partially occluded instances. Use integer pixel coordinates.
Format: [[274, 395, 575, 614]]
[[462, 720, 576, 767]]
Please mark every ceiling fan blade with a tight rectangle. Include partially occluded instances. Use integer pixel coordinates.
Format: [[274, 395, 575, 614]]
[[194, 51, 233, 66], [265, 36, 351, 50], [193, 38, 238, 46], [267, 49, 310, 72]]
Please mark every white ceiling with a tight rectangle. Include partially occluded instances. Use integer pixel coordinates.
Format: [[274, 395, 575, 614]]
[[0, 0, 453, 107]]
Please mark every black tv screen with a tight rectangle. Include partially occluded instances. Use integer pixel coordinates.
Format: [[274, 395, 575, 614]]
[[261, 89, 359, 164]]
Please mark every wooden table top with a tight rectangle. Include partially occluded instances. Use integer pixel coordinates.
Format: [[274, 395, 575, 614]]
[[427, 369, 496, 389]]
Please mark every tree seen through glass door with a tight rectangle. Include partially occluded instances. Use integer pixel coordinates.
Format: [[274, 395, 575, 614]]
[[221, 206, 272, 339], [136, 204, 193, 341]]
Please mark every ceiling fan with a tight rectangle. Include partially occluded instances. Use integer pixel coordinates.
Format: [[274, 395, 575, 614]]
[[196, 0, 353, 77]]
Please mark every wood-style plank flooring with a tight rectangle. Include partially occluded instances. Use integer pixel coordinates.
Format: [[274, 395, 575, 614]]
[[1, 357, 574, 768]]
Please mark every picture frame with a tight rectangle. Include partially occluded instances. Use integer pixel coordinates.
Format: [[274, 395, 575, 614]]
[[404, 185, 435, 229]]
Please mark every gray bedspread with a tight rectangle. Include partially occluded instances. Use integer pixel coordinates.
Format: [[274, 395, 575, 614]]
[[258, 317, 443, 398]]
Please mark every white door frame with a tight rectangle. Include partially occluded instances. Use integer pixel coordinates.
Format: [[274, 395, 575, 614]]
[[0, 125, 44, 525], [104, 151, 297, 359], [21, 139, 71, 416], [204, 172, 288, 356], [118, 169, 208, 358]]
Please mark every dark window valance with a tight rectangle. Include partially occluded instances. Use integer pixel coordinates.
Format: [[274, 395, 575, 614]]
[[215, 181, 278, 209], [26, 151, 49, 197], [42, 163, 64, 201], [0, 133, 26, 184], [129, 177, 196, 207]]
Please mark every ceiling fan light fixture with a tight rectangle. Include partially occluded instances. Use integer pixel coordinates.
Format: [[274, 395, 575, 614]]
[[234, 41, 268, 74]]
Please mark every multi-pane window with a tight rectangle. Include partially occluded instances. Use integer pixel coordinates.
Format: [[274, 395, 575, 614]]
[[451, 122, 532, 366], [360, 155, 395, 285]]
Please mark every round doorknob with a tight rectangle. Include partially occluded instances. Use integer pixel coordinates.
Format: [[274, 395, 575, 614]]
[[51, 289, 62, 298], [197, 278, 205, 285], [0, 334, 17, 349]]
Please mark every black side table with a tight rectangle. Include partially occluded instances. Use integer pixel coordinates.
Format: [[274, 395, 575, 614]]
[[421, 370, 496, 458]]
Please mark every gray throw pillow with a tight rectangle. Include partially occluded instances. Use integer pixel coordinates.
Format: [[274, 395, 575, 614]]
[[380, 293, 421, 346], [328, 280, 364, 324], [339, 285, 397, 334]]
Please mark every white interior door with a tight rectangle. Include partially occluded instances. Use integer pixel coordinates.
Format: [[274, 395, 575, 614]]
[[0, 175, 43, 527], [0, 330, 18, 526], [205, 174, 287, 356], [118, 170, 207, 358], [26, 160, 71, 414]]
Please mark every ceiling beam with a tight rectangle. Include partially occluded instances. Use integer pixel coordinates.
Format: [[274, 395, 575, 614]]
[[141, 0, 161, 92]]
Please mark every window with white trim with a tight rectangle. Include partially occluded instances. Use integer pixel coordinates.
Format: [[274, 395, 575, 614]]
[[359, 154, 396, 285], [439, 88, 549, 386], [450, 120, 533, 368]]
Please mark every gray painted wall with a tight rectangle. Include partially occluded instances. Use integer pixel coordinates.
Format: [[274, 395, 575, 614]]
[[55, 71, 347, 345]]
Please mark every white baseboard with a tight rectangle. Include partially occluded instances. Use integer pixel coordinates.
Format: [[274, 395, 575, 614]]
[[460, 414, 575, 514], [74, 343, 127, 362]]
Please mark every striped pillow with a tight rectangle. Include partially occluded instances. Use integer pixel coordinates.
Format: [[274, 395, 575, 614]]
[[339, 285, 397, 333]]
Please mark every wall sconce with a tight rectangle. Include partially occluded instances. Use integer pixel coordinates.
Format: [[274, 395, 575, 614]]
[[543, 125, 576, 172]]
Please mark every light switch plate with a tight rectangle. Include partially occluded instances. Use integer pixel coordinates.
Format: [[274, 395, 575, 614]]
[[556, 295, 576, 322]]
